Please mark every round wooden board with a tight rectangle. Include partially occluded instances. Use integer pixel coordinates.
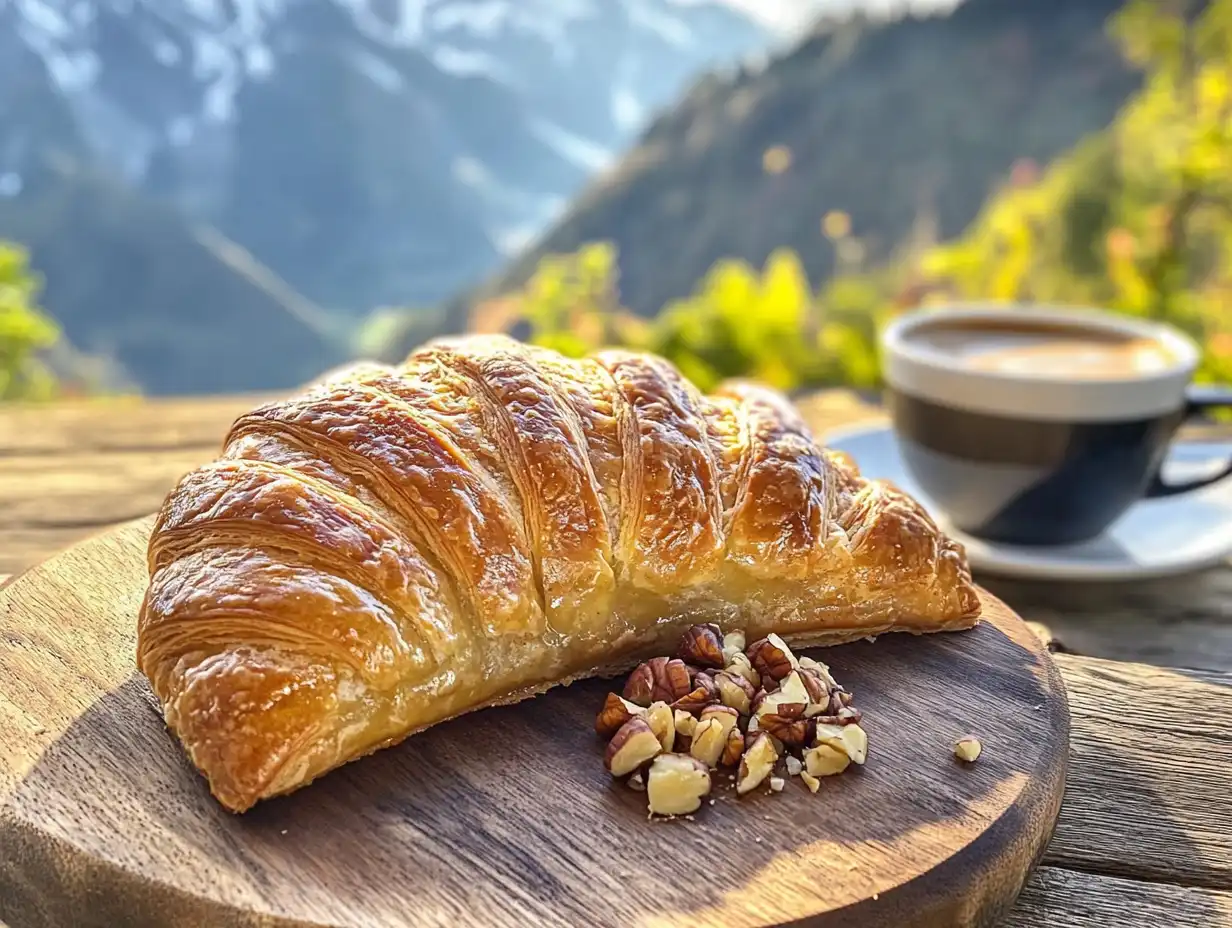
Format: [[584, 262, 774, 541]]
[[0, 517, 1069, 928]]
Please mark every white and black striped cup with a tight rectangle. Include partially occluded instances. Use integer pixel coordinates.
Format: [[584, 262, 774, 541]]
[[882, 305, 1232, 546]]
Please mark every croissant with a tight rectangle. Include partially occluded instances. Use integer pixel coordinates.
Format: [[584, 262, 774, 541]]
[[137, 335, 980, 812]]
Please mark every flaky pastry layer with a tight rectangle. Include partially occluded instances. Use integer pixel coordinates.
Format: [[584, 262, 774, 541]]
[[137, 336, 980, 811]]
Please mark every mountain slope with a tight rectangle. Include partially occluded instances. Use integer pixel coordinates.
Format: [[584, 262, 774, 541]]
[[0, 17, 339, 395], [470, 0, 1140, 318], [8, 0, 774, 316], [0, 155, 341, 395]]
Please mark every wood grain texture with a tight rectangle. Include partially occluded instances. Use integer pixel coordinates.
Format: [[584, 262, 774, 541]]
[[983, 571, 1232, 672], [1044, 655, 1232, 891], [0, 395, 268, 574], [0, 395, 273, 456], [1007, 867, 1232, 927], [0, 519, 1067, 928]]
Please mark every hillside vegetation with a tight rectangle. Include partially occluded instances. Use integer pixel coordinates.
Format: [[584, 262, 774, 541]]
[[455, 0, 1138, 329], [0, 244, 60, 400], [447, 0, 1232, 392]]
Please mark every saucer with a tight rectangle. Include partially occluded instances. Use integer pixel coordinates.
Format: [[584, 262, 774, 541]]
[[827, 423, 1232, 581]]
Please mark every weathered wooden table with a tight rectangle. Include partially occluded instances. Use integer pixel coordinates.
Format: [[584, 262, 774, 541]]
[[2, 391, 1230, 926]]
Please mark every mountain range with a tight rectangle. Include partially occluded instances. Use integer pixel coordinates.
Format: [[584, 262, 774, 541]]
[[462, 0, 1139, 325], [2, 0, 780, 393]]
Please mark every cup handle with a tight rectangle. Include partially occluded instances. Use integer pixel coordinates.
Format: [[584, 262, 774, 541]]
[[1146, 384, 1232, 498]]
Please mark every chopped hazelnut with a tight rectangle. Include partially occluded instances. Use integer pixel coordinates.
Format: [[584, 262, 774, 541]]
[[674, 709, 697, 739], [798, 655, 839, 691], [676, 624, 725, 668], [754, 686, 807, 722], [800, 770, 822, 793], [769, 776, 786, 793], [815, 723, 868, 766], [595, 693, 646, 736], [720, 727, 745, 766], [758, 712, 812, 748], [673, 708, 697, 754], [724, 652, 761, 689], [690, 718, 728, 768], [646, 754, 712, 816], [605, 718, 663, 777], [954, 736, 982, 763], [721, 630, 747, 665], [628, 772, 646, 791], [784, 755, 804, 777], [782, 670, 814, 703], [804, 743, 850, 778], [746, 636, 795, 684], [645, 701, 676, 753], [836, 705, 863, 724], [672, 672, 719, 714], [699, 704, 740, 742], [714, 671, 755, 715], [795, 666, 830, 706], [624, 657, 692, 706], [736, 732, 779, 795]]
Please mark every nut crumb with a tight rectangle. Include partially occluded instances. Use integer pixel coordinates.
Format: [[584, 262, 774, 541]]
[[280, 829, 287, 835], [954, 736, 982, 763], [709, 799, 716, 806], [736, 732, 779, 794], [646, 753, 712, 816], [754, 837, 762, 843], [628, 772, 646, 791], [769, 777, 785, 792], [785, 755, 804, 777]]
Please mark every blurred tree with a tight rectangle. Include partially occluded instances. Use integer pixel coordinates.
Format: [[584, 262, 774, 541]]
[[468, 0, 1232, 391], [915, 0, 1232, 383], [0, 242, 59, 400]]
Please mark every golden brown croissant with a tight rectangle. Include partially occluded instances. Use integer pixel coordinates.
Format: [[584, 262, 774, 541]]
[[137, 335, 980, 812]]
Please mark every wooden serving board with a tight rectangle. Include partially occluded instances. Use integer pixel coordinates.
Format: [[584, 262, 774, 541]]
[[0, 518, 1069, 928]]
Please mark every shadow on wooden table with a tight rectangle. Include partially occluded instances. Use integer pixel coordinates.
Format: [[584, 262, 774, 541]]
[[5, 619, 1065, 928], [982, 566, 1232, 674], [1045, 657, 1232, 904]]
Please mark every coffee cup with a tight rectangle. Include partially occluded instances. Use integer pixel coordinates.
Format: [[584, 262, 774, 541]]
[[881, 304, 1232, 546]]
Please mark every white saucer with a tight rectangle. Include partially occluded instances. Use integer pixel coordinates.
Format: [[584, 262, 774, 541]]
[[827, 423, 1232, 581]]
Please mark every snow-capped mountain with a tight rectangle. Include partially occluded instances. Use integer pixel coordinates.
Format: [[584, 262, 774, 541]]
[[3, 0, 777, 317]]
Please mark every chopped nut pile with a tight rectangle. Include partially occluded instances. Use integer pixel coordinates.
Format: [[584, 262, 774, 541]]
[[596, 623, 869, 818]]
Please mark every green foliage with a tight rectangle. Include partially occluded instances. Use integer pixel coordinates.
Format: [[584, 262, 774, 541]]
[[0, 242, 59, 400], [353, 305, 447, 360], [920, 0, 1232, 384], [476, 240, 889, 393], [472, 0, 1232, 391]]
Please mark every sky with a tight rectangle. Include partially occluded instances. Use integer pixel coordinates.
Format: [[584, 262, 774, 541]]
[[719, 0, 960, 34], [719, 0, 821, 33]]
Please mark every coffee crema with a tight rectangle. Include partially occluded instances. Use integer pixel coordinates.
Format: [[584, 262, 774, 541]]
[[909, 320, 1177, 380]]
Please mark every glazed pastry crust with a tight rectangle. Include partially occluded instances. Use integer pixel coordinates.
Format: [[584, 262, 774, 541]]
[[137, 336, 980, 812]]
